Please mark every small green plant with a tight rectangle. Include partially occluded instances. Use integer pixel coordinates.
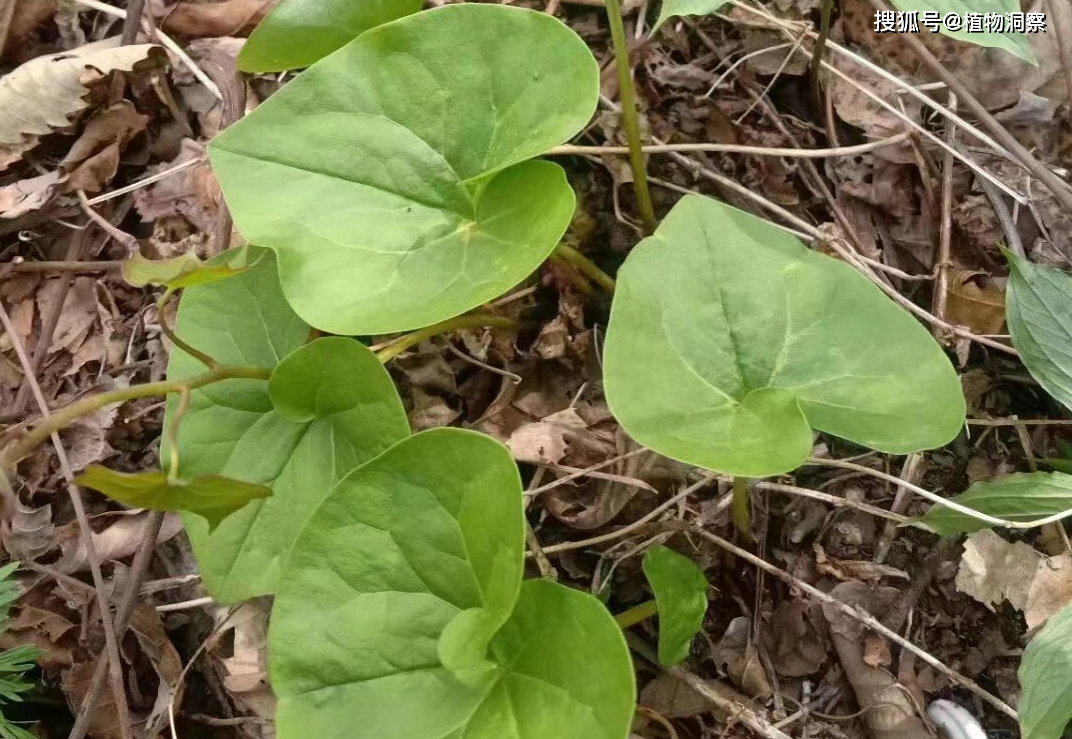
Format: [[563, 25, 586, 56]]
[[0, 564, 38, 739]]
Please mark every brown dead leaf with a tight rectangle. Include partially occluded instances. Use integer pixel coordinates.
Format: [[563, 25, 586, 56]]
[[55, 511, 182, 573], [1, 604, 75, 671], [956, 530, 1072, 629], [63, 658, 124, 739], [639, 673, 710, 718], [0, 170, 65, 218], [863, 633, 892, 668], [1, 0, 57, 62], [161, 0, 273, 37], [133, 139, 219, 233], [814, 543, 909, 582], [713, 617, 772, 700], [506, 408, 587, 466], [0, 39, 165, 170], [762, 600, 827, 677], [945, 270, 1005, 335], [219, 601, 275, 724], [129, 603, 184, 734], [61, 100, 149, 193]]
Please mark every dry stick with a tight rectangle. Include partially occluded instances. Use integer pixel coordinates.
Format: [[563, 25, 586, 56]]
[[0, 302, 133, 739], [527, 447, 649, 495], [534, 474, 719, 556], [968, 417, 1072, 426], [689, 527, 1017, 719], [85, 158, 204, 207], [630, 637, 794, 739], [866, 0, 1072, 214], [746, 480, 908, 524], [374, 314, 518, 363], [549, 133, 910, 158], [68, 512, 165, 739], [604, 0, 656, 232], [1049, 0, 1072, 115], [873, 452, 923, 564], [119, 0, 145, 45], [932, 92, 957, 342], [5, 259, 120, 273], [76, 191, 138, 254]]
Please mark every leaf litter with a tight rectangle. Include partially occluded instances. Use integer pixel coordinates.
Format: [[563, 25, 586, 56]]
[[3, 0, 1072, 737]]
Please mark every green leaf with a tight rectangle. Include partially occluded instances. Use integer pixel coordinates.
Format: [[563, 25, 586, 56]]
[[270, 428, 635, 739], [238, 0, 419, 72], [887, 0, 1034, 63], [1006, 252, 1072, 412], [121, 245, 251, 291], [603, 195, 965, 478], [642, 546, 708, 665], [210, 4, 599, 335], [654, 0, 730, 32], [1020, 600, 1072, 739], [73, 467, 270, 531], [165, 252, 409, 602], [916, 471, 1072, 534]]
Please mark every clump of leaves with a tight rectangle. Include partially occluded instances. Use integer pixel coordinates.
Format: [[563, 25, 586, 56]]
[[603, 194, 965, 478], [0, 564, 38, 739]]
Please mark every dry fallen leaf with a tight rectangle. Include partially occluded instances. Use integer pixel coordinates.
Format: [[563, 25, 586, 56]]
[[55, 511, 182, 573], [0, 170, 65, 218], [945, 271, 1006, 335], [506, 408, 587, 466], [219, 601, 276, 734], [61, 100, 149, 193], [161, 0, 273, 37]]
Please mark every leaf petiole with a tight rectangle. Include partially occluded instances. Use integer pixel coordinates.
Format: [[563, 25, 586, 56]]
[[614, 599, 659, 629]]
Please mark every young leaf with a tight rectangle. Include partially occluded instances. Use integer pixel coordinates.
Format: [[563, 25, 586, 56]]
[[1020, 600, 1072, 739], [653, 0, 730, 32], [121, 245, 251, 291], [270, 429, 635, 739], [74, 467, 270, 531], [916, 471, 1072, 535], [210, 5, 599, 335], [603, 194, 965, 478], [886, 0, 1033, 63], [642, 545, 708, 665], [237, 0, 419, 72], [165, 253, 409, 602], [1005, 252, 1072, 412]]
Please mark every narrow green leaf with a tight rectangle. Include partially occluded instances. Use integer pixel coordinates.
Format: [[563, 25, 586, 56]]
[[642, 545, 708, 665], [654, 0, 730, 32], [887, 0, 1034, 63], [211, 5, 599, 334], [74, 466, 270, 531], [270, 429, 635, 739], [1006, 252, 1072, 412], [603, 194, 965, 478], [238, 0, 419, 72], [1020, 600, 1072, 739], [917, 471, 1072, 535], [165, 252, 410, 602], [121, 245, 251, 291]]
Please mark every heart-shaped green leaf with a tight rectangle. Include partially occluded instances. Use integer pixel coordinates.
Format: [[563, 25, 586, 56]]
[[165, 252, 409, 603], [74, 467, 270, 531], [270, 428, 635, 739], [917, 471, 1072, 535], [642, 545, 708, 665], [210, 4, 599, 335], [604, 195, 965, 478], [1020, 600, 1072, 739], [1006, 251, 1072, 412], [237, 0, 419, 72]]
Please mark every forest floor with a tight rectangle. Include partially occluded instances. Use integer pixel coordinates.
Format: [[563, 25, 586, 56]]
[[1, 0, 1071, 737]]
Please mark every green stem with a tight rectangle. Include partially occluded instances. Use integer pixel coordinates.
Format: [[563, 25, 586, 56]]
[[604, 0, 657, 233], [157, 293, 218, 369], [548, 254, 595, 295], [2, 364, 271, 468], [732, 476, 751, 536], [555, 244, 616, 293], [165, 386, 190, 484], [375, 314, 518, 363], [614, 599, 659, 629]]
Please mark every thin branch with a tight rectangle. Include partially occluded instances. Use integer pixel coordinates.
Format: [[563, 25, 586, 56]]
[[554, 243, 616, 292], [76, 190, 138, 254], [0, 301, 133, 739], [85, 158, 205, 207], [932, 92, 957, 341], [4, 259, 120, 273], [550, 133, 910, 158], [374, 314, 517, 363], [690, 527, 1017, 719]]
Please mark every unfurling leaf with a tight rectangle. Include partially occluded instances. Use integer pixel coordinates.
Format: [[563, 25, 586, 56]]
[[1019, 600, 1072, 739], [121, 245, 251, 291], [270, 429, 635, 739], [164, 251, 409, 603], [603, 194, 965, 478], [917, 472, 1072, 535], [1005, 251, 1072, 412], [642, 546, 708, 665], [238, 0, 419, 72], [211, 4, 599, 335], [74, 466, 270, 531]]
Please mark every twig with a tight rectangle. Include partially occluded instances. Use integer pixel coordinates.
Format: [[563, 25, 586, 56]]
[[932, 92, 957, 341], [374, 314, 517, 363], [746, 480, 908, 524], [604, 0, 657, 232], [445, 344, 521, 384], [690, 527, 1017, 718], [1049, 0, 1072, 115], [527, 447, 649, 495], [967, 418, 1072, 426], [550, 133, 910, 158], [873, 452, 923, 564], [76, 191, 138, 254], [0, 301, 133, 739], [156, 596, 214, 613], [866, 0, 1072, 214], [120, 0, 145, 45], [4, 260, 120, 273], [807, 456, 1072, 530], [68, 512, 165, 739], [85, 158, 204, 207], [535, 474, 718, 556], [629, 637, 794, 739]]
